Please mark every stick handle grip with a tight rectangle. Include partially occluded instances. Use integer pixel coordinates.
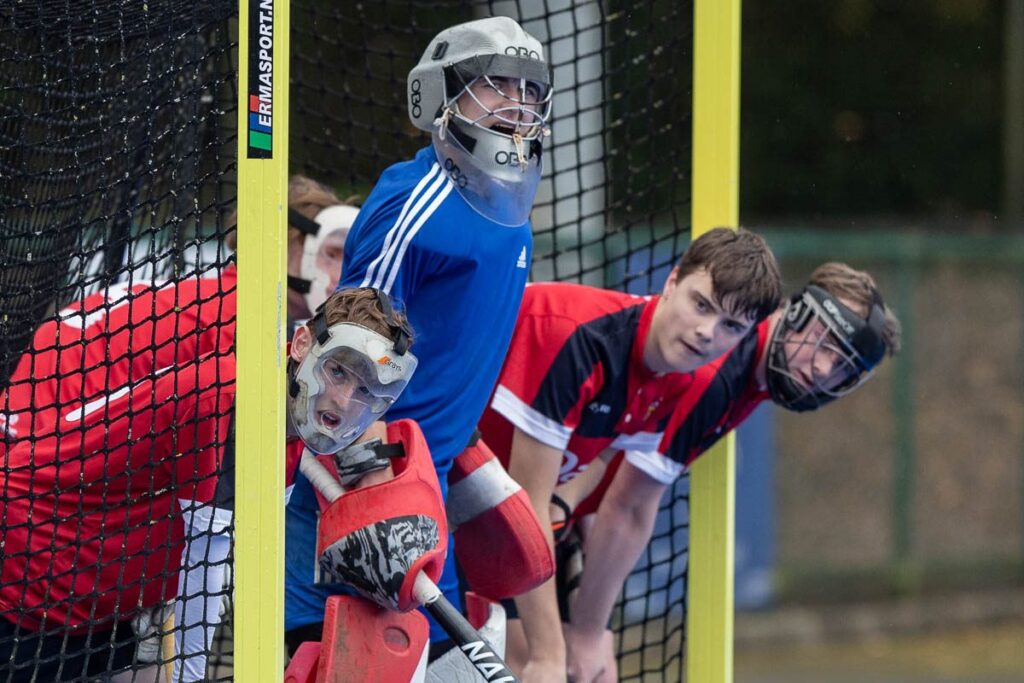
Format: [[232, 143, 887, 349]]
[[413, 574, 520, 683], [300, 449, 345, 502]]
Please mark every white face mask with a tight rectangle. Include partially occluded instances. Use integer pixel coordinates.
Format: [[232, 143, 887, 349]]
[[289, 322, 417, 454], [299, 205, 360, 313]]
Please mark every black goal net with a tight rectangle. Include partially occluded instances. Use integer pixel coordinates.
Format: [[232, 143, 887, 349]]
[[0, 0, 694, 680], [0, 1, 237, 680], [292, 2, 694, 680]]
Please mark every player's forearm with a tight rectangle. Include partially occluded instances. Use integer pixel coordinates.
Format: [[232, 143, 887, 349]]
[[516, 480, 566, 663], [505, 428, 569, 663], [515, 574, 568, 666], [570, 494, 659, 636], [553, 455, 608, 510]]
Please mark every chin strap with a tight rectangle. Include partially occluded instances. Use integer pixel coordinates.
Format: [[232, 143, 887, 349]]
[[434, 107, 453, 140], [512, 131, 527, 171]]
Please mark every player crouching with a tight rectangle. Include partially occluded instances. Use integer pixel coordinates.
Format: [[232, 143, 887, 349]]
[[0, 283, 503, 682]]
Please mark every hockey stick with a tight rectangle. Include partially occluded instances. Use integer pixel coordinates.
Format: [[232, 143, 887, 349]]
[[299, 451, 519, 683], [160, 611, 175, 683]]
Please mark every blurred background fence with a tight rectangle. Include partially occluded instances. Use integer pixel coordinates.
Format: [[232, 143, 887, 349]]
[[747, 228, 1024, 605]]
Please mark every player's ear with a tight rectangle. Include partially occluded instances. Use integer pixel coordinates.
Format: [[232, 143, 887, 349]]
[[290, 324, 313, 363], [662, 266, 682, 298]]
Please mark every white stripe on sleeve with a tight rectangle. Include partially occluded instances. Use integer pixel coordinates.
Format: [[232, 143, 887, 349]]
[[382, 182, 454, 293], [491, 385, 574, 452], [610, 430, 662, 453], [361, 162, 440, 288], [361, 163, 448, 291], [624, 448, 685, 484]]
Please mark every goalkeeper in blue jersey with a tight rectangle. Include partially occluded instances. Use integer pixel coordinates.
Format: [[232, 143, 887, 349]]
[[284, 15, 555, 656]]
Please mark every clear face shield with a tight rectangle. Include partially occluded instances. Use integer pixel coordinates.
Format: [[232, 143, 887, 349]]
[[766, 286, 887, 412], [289, 322, 418, 454], [432, 54, 553, 226]]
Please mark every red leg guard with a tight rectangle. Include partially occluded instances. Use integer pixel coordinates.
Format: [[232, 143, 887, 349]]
[[448, 438, 554, 600], [284, 642, 321, 683], [285, 596, 430, 682], [315, 596, 429, 683]]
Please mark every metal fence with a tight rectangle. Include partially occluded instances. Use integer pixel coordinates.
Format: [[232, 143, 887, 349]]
[[762, 227, 1024, 601]]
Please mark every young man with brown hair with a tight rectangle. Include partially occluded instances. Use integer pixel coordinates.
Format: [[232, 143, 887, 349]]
[[474, 226, 783, 680], [555, 262, 901, 683], [285, 15, 556, 651]]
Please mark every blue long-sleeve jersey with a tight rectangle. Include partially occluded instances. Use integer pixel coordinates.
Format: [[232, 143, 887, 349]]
[[285, 145, 532, 636]]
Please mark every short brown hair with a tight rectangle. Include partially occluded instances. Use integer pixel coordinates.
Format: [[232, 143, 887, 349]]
[[809, 262, 901, 356], [316, 287, 413, 346], [225, 174, 346, 251], [675, 227, 782, 322]]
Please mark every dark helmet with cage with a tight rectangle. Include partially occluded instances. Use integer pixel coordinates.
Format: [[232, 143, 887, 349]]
[[407, 16, 553, 226], [766, 285, 888, 412], [287, 290, 418, 454]]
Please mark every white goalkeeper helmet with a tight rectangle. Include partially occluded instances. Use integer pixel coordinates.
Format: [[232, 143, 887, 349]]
[[288, 291, 417, 454], [408, 16, 553, 226], [298, 204, 359, 313]]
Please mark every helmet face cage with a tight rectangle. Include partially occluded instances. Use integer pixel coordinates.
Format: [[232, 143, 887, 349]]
[[766, 286, 886, 412], [443, 55, 553, 143], [302, 351, 395, 450]]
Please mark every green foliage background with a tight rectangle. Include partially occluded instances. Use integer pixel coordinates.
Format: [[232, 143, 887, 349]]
[[741, 0, 1003, 221]]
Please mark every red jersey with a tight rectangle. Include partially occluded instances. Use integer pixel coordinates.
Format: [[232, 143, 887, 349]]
[[643, 316, 770, 475], [0, 271, 237, 629], [576, 319, 772, 518], [478, 282, 696, 484]]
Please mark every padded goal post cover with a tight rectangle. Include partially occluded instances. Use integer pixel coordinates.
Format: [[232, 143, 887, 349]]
[[315, 419, 448, 612], [447, 436, 554, 600]]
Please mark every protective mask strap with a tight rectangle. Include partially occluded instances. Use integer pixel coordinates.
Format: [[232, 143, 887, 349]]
[[334, 438, 405, 487], [369, 289, 412, 355], [308, 288, 412, 355], [288, 208, 320, 236], [288, 275, 312, 295], [287, 208, 320, 296]]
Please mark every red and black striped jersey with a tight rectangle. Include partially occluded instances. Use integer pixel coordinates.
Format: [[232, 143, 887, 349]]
[[478, 282, 697, 484], [575, 319, 771, 518]]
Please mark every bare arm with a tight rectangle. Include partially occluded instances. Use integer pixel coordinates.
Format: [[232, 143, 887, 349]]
[[505, 426, 569, 679], [565, 460, 667, 682], [552, 447, 616, 512]]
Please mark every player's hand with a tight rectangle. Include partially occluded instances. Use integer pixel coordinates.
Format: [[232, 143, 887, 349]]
[[356, 420, 388, 444], [564, 626, 615, 683], [520, 657, 568, 683]]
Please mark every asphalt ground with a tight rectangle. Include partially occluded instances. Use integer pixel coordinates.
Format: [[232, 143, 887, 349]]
[[735, 622, 1024, 683]]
